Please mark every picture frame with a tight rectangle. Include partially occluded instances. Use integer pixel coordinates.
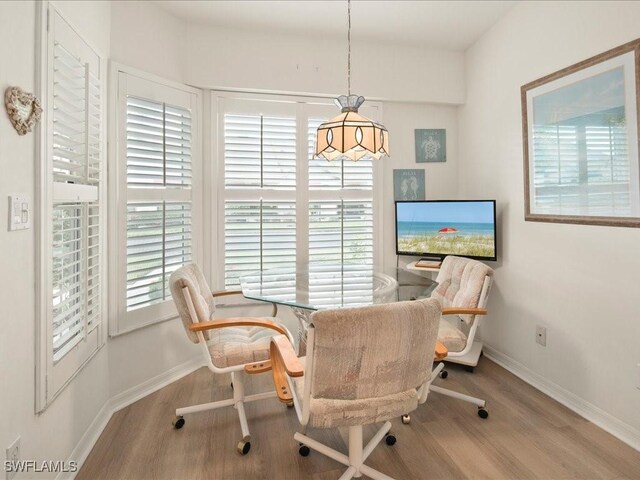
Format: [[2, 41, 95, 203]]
[[414, 129, 446, 163], [393, 169, 425, 201], [522, 38, 640, 227], [4, 86, 42, 136]]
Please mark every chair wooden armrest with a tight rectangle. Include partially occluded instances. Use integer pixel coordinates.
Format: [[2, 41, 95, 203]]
[[212, 290, 279, 317], [270, 335, 304, 377], [188, 317, 288, 337], [211, 289, 243, 298], [269, 335, 304, 404], [244, 359, 272, 374], [435, 341, 448, 361], [441, 307, 488, 316]]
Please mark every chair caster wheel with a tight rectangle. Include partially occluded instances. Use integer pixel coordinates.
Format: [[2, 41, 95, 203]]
[[440, 370, 448, 379], [478, 407, 489, 419], [172, 416, 185, 429], [385, 434, 396, 446], [286, 401, 294, 408], [401, 414, 411, 424], [299, 445, 310, 457], [237, 438, 251, 455]]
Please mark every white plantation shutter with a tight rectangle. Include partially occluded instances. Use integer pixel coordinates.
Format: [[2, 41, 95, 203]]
[[124, 97, 193, 312], [38, 6, 106, 409], [114, 70, 201, 333], [224, 201, 296, 287], [50, 18, 103, 357], [50, 203, 100, 363], [51, 204, 84, 361], [308, 201, 374, 307], [224, 114, 296, 189], [343, 201, 374, 262], [52, 42, 101, 186], [126, 202, 192, 311], [308, 200, 377, 266], [218, 93, 379, 290], [126, 98, 192, 188], [222, 102, 298, 288]]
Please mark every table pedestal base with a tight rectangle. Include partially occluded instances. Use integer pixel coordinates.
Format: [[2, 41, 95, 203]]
[[291, 307, 312, 356]]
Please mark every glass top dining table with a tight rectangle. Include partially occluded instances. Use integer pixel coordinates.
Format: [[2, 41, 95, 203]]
[[240, 264, 438, 352], [239, 264, 438, 311]]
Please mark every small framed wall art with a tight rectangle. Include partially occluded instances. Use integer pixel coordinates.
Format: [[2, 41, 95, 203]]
[[4, 86, 42, 136], [394, 169, 425, 201], [415, 129, 446, 163]]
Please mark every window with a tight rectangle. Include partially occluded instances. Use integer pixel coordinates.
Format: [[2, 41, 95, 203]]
[[215, 93, 381, 290], [37, 5, 106, 410], [111, 68, 202, 334]]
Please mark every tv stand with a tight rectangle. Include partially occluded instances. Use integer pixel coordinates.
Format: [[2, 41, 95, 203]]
[[407, 260, 441, 272]]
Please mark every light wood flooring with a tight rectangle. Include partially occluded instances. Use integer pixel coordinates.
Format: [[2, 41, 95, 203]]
[[78, 359, 640, 479]]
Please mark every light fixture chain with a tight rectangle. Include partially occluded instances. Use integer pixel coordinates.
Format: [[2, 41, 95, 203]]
[[347, 0, 351, 96]]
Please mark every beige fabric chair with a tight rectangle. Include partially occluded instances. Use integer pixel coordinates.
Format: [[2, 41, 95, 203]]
[[169, 264, 294, 455], [270, 298, 443, 480], [427, 255, 494, 419]]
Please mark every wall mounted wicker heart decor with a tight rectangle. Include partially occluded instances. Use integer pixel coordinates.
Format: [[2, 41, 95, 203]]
[[4, 86, 42, 136]]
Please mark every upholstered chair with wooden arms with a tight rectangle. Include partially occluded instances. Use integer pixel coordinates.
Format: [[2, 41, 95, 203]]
[[426, 255, 494, 419], [269, 298, 444, 480], [169, 264, 295, 455]]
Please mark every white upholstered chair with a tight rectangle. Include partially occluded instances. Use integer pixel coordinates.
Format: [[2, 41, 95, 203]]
[[269, 298, 444, 480], [426, 255, 494, 419], [169, 264, 295, 455]]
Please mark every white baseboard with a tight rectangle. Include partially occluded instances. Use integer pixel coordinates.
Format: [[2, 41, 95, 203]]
[[58, 356, 204, 480], [483, 345, 640, 452], [108, 356, 204, 413]]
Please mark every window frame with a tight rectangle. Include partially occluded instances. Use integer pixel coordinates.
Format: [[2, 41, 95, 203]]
[[210, 91, 383, 290], [36, 2, 107, 411], [109, 63, 203, 336]]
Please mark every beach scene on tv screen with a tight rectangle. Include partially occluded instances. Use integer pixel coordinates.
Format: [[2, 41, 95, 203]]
[[397, 202, 495, 258]]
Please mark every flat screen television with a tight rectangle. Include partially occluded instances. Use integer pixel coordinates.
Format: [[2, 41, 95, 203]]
[[395, 200, 497, 261]]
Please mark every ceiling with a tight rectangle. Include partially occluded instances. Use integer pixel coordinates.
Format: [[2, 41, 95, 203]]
[[153, 1, 517, 51]]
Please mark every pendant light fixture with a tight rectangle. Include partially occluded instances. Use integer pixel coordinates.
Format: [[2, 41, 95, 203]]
[[315, 0, 389, 162]]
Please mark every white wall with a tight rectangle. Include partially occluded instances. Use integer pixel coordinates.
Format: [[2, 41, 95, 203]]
[[0, 0, 112, 474], [110, 0, 187, 83], [185, 23, 465, 104], [459, 0, 640, 439]]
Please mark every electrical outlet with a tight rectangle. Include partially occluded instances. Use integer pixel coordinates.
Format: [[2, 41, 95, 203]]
[[535, 325, 547, 346], [5, 437, 20, 480]]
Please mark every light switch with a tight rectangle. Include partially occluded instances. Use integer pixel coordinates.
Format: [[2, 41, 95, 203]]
[[8, 195, 31, 231]]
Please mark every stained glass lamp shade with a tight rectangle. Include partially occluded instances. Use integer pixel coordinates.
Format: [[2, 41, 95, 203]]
[[315, 95, 389, 162]]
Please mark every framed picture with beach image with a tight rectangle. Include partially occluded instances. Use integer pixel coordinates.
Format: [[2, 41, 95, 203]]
[[522, 38, 640, 227]]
